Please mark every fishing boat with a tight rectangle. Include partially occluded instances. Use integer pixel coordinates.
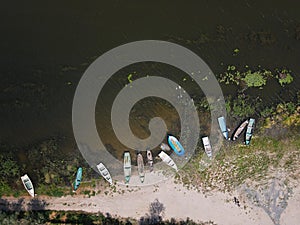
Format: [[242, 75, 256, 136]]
[[147, 149, 154, 172], [137, 153, 145, 183], [96, 162, 113, 185], [218, 116, 229, 139], [73, 167, 82, 192], [245, 118, 255, 145], [168, 135, 185, 156], [21, 174, 34, 197], [124, 152, 131, 184], [202, 137, 212, 158], [232, 119, 249, 141], [160, 143, 170, 151], [158, 151, 178, 171]]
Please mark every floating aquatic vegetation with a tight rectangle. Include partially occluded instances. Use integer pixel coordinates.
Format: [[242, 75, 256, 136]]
[[241, 70, 267, 88], [127, 73, 133, 83], [218, 65, 294, 89], [275, 69, 294, 87], [233, 48, 239, 55], [218, 65, 241, 85]]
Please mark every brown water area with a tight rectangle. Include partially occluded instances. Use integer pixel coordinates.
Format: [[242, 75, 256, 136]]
[[0, 1, 299, 165]]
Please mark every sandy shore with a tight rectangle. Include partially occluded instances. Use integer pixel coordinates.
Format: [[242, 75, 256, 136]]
[[2, 178, 299, 224]]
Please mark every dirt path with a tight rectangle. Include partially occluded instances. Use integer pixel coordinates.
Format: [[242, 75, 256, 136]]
[[4, 178, 297, 225]]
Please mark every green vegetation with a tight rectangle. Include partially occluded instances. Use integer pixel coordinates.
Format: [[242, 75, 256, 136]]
[[276, 68, 294, 86], [0, 153, 20, 197], [0, 209, 215, 225], [225, 95, 258, 118], [0, 137, 100, 198], [219, 65, 293, 89], [178, 134, 300, 192], [241, 70, 269, 87], [262, 102, 300, 128]]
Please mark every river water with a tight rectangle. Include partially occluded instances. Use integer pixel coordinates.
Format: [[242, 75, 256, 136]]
[[0, 1, 299, 162]]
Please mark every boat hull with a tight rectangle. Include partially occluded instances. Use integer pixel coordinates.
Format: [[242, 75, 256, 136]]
[[202, 137, 212, 158], [168, 136, 185, 156], [147, 150, 154, 172], [124, 152, 131, 184], [218, 116, 229, 139], [21, 174, 34, 197], [245, 118, 255, 145], [232, 119, 249, 141], [160, 143, 170, 151], [158, 151, 178, 171], [97, 163, 113, 185], [73, 167, 82, 191], [137, 153, 145, 183]]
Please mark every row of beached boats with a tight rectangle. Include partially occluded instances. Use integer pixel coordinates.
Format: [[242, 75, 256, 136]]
[[20, 118, 255, 196], [202, 117, 255, 158]]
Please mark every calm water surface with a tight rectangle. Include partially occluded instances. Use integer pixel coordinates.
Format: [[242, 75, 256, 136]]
[[0, 1, 299, 160]]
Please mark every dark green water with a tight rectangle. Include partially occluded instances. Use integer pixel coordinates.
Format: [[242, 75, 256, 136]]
[[0, 0, 299, 157]]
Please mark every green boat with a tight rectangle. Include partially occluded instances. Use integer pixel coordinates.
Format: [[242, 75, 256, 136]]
[[73, 167, 82, 192], [245, 118, 255, 145]]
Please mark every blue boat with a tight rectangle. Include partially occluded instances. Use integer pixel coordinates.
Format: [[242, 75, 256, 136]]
[[245, 118, 255, 145], [73, 167, 82, 192], [218, 116, 229, 139], [168, 135, 185, 156]]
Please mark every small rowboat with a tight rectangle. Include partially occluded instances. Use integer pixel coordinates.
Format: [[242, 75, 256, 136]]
[[73, 167, 82, 192], [137, 153, 145, 183], [96, 162, 113, 185], [168, 135, 185, 156], [21, 174, 34, 197], [158, 151, 178, 171], [218, 116, 229, 139], [160, 143, 170, 151], [245, 118, 255, 145], [232, 119, 249, 141], [147, 149, 154, 172], [124, 152, 131, 184], [202, 137, 212, 158]]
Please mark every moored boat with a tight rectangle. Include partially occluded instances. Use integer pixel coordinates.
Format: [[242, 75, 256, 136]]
[[124, 152, 131, 184], [160, 143, 170, 151], [167, 135, 185, 156], [232, 119, 249, 141], [202, 137, 212, 158], [21, 174, 34, 197], [147, 149, 154, 172], [96, 162, 113, 185], [158, 151, 178, 171], [218, 116, 229, 139], [73, 167, 82, 192], [137, 153, 145, 183], [245, 118, 255, 145]]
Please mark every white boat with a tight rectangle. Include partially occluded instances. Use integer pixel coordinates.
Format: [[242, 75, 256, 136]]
[[137, 153, 145, 183], [96, 162, 113, 185], [158, 151, 178, 171], [202, 137, 212, 158], [21, 174, 34, 197], [124, 152, 131, 183], [232, 119, 249, 141], [147, 149, 154, 172], [160, 143, 170, 151]]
